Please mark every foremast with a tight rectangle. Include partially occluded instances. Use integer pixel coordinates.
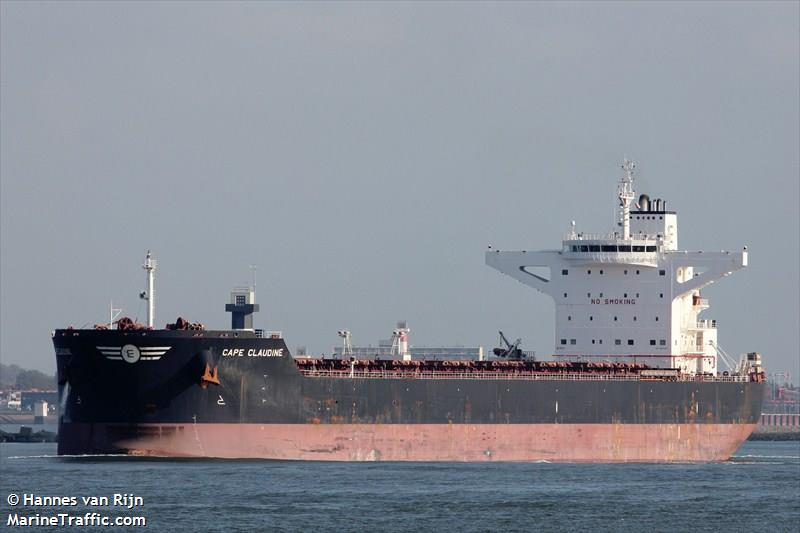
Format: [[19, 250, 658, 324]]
[[142, 251, 156, 328]]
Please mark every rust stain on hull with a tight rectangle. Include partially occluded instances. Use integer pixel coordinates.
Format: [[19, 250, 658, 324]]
[[60, 422, 757, 462]]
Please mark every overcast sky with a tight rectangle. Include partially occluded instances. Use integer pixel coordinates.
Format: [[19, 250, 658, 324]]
[[1, 1, 798, 376]]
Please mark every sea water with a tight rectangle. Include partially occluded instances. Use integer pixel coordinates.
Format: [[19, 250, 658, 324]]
[[1, 441, 798, 532]]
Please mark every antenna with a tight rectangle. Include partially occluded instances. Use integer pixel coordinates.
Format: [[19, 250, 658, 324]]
[[249, 264, 258, 302]]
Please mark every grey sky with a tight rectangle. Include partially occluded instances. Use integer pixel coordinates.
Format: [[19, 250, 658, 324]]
[[1, 1, 798, 376]]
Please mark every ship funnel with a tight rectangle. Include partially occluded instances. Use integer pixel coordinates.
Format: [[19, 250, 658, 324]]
[[638, 194, 650, 212]]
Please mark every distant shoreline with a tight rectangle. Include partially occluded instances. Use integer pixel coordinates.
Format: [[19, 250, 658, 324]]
[[748, 431, 800, 441]]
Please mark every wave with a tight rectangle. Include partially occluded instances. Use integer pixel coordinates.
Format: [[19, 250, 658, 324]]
[[732, 455, 800, 459]]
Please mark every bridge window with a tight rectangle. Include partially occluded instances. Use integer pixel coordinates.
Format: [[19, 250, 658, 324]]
[[647, 246, 657, 252], [580, 245, 589, 252], [589, 245, 600, 252], [572, 246, 578, 252], [633, 245, 645, 252], [627, 339, 634, 345], [562, 269, 568, 275], [650, 340, 656, 346], [601, 245, 617, 252], [619, 245, 632, 252], [659, 269, 665, 276], [560, 339, 567, 345]]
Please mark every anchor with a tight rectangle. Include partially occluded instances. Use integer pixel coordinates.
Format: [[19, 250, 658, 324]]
[[200, 363, 220, 387]]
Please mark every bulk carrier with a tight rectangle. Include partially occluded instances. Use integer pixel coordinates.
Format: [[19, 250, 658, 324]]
[[53, 161, 765, 461]]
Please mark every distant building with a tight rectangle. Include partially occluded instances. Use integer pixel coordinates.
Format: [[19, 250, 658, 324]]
[[34, 401, 48, 424], [5, 391, 22, 411], [21, 391, 58, 411]]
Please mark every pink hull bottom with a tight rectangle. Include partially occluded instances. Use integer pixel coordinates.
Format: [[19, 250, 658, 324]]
[[60, 422, 757, 462]]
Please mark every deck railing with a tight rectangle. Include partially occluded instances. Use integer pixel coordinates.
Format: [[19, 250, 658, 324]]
[[297, 369, 751, 382]]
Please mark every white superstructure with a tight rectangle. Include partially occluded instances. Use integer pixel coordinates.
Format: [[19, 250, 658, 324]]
[[486, 160, 747, 375]]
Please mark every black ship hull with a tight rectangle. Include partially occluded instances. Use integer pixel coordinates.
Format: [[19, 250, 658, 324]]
[[54, 330, 764, 461]]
